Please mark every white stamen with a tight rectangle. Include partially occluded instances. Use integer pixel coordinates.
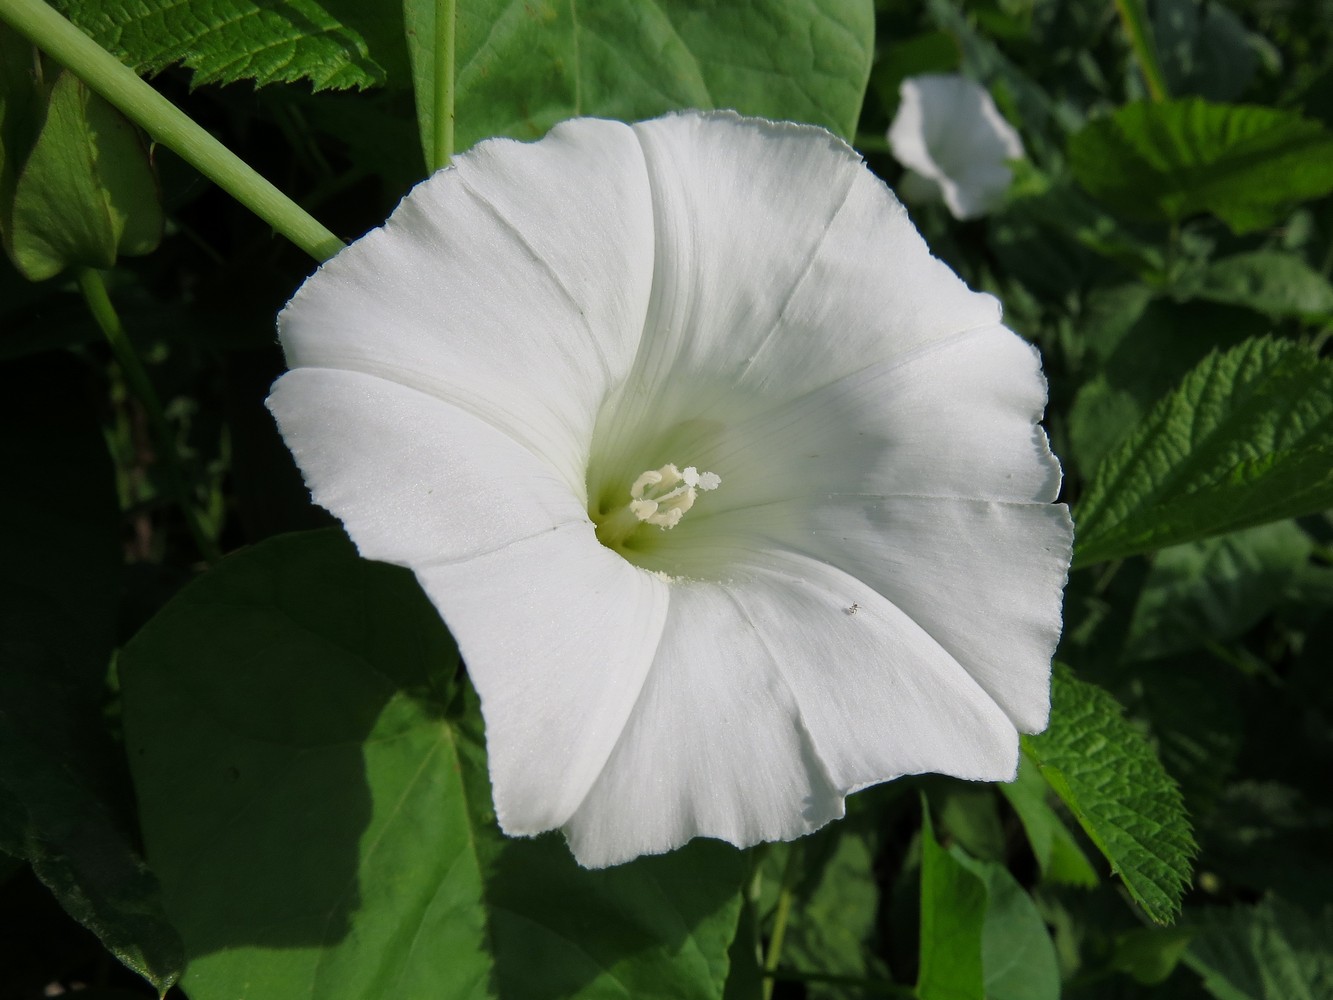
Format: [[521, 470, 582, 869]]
[[627, 462, 721, 529]]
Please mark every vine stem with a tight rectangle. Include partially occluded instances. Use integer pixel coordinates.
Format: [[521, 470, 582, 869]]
[[1112, 0, 1170, 103], [76, 268, 222, 565], [761, 843, 802, 1000], [0, 0, 345, 262], [431, 0, 456, 171]]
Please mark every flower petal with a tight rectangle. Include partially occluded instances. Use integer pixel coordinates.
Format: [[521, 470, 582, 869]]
[[278, 118, 655, 495], [266, 367, 586, 565], [649, 325, 1059, 524], [416, 525, 669, 835], [564, 549, 1020, 867], [888, 74, 1024, 220], [593, 113, 1000, 477], [683, 498, 1072, 734]]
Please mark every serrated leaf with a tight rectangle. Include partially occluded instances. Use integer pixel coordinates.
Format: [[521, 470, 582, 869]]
[[917, 806, 986, 1000], [1185, 898, 1333, 1000], [7, 70, 161, 280], [1177, 251, 1333, 320], [1068, 99, 1333, 233], [1074, 337, 1333, 566], [52, 0, 408, 91], [403, 0, 874, 168], [1022, 667, 1196, 925], [120, 529, 743, 1000]]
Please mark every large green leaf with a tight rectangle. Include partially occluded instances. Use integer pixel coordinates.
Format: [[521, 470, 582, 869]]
[[403, 0, 875, 166], [1074, 337, 1333, 567], [52, 0, 409, 91], [6, 70, 161, 280], [120, 529, 743, 1000], [1185, 898, 1333, 1000], [1068, 99, 1333, 232], [917, 806, 986, 1000], [998, 758, 1098, 889], [1022, 667, 1196, 925], [0, 353, 183, 994], [950, 851, 1060, 1000]]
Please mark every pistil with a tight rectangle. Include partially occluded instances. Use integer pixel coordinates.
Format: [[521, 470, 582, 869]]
[[595, 463, 721, 550]]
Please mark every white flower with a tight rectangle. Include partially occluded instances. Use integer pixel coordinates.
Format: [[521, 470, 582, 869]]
[[887, 74, 1025, 220], [267, 111, 1072, 868]]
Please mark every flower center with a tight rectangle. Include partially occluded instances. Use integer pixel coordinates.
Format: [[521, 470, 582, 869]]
[[594, 462, 721, 551]]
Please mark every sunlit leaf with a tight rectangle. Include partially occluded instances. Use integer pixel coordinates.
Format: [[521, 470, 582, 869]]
[[1022, 667, 1196, 924], [1075, 337, 1333, 566], [1069, 99, 1333, 232]]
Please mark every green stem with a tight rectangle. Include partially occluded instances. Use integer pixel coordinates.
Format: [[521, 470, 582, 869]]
[[1113, 0, 1170, 102], [76, 268, 222, 565], [431, 0, 456, 171], [761, 843, 802, 1000], [0, 0, 344, 262]]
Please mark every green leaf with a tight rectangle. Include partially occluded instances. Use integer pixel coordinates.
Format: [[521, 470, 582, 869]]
[[7, 70, 161, 280], [1176, 251, 1333, 320], [1074, 337, 1333, 566], [917, 806, 986, 1000], [1112, 926, 1196, 986], [950, 851, 1061, 1000], [998, 757, 1098, 889], [1068, 98, 1333, 233], [1126, 521, 1313, 661], [120, 529, 743, 1000], [403, 0, 875, 167], [1022, 667, 1196, 925], [762, 822, 890, 999], [1152, 0, 1258, 102], [0, 353, 183, 995], [52, 0, 409, 91], [1185, 898, 1333, 1000]]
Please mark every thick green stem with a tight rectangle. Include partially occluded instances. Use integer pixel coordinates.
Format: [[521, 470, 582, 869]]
[[761, 843, 802, 1000], [0, 0, 344, 262], [77, 268, 222, 565], [1112, 0, 1170, 103], [431, 0, 457, 171]]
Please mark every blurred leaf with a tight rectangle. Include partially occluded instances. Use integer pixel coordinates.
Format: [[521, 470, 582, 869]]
[[870, 30, 959, 118], [1023, 667, 1196, 924], [917, 806, 986, 1000], [1112, 925, 1196, 986], [1176, 251, 1333, 320], [7, 71, 161, 280], [1069, 99, 1333, 233], [1153, 0, 1259, 102], [1074, 338, 1333, 566], [1185, 897, 1333, 1000], [951, 850, 1061, 1000], [999, 758, 1098, 888], [0, 354, 183, 994], [934, 783, 1005, 862], [1126, 521, 1313, 660], [768, 821, 890, 999], [52, 0, 409, 91], [402, 0, 875, 167], [120, 529, 743, 1000]]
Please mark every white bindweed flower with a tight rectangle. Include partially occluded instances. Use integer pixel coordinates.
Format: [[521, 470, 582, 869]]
[[887, 74, 1025, 220], [267, 111, 1072, 868]]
